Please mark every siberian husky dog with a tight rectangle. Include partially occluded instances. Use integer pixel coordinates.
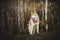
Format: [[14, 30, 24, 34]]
[[28, 10, 39, 35]]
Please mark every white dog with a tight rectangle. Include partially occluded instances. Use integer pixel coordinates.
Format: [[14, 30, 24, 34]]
[[28, 10, 39, 35]]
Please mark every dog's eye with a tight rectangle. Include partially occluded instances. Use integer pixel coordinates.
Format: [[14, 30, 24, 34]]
[[35, 14, 36, 16]]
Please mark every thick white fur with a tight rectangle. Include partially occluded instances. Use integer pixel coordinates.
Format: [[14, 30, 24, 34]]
[[28, 11, 39, 35]]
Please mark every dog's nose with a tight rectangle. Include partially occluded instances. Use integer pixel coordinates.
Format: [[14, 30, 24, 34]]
[[32, 17, 35, 20]]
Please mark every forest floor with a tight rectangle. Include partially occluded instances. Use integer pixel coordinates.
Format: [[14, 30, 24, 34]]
[[0, 31, 60, 40]]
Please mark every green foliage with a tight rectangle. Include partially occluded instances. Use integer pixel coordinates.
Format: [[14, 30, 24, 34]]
[[40, 20, 46, 26]]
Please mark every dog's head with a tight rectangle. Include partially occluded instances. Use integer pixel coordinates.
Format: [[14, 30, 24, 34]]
[[31, 12, 38, 22]]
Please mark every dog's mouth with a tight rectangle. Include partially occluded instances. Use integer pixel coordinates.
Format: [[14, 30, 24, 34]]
[[32, 18, 37, 23], [32, 18, 35, 20], [33, 18, 35, 21]]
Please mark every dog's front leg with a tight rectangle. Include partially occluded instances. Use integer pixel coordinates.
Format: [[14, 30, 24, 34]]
[[30, 25, 34, 35], [37, 24, 39, 34], [28, 24, 30, 34]]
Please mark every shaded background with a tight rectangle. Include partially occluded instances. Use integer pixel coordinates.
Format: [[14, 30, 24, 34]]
[[0, 0, 60, 40]]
